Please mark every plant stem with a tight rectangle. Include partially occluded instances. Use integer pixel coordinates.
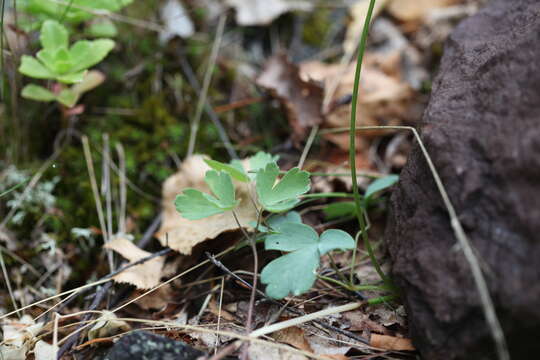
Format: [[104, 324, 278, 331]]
[[348, 0, 393, 290], [367, 295, 398, 305], [231, 211, 258, 336], [301, 192, 356, 199]]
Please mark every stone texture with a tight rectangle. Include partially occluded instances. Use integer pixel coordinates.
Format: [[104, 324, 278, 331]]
[[103, 331, 205, 360], [385, 0, 540, 359]]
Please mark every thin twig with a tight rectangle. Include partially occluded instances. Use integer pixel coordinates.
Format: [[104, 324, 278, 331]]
[[0, 247, 20, 318], [298, 125, 319, 169], [230, 210, 259, 360], [178, 48, 238, 159], [56, 247, 172, 358], [187, 14, 227, 158]]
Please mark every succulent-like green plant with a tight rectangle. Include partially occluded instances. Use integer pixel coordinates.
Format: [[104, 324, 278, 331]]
[[20, 0, 133, 28], [18, 20, 114, 107]]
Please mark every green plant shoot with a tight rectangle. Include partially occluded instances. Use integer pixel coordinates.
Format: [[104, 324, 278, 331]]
[[18, 20, 114, 107]]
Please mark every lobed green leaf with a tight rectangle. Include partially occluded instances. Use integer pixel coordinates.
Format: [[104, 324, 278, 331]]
[[256, 162, 310, 212]]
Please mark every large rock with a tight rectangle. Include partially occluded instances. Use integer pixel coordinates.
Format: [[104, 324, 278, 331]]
[[385, 0, 540, 359]]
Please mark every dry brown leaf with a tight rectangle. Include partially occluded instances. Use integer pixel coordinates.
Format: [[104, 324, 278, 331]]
[[247, 342, 308, 360], [344, 0, 389, 54], [272, 326, 313, 352], [104, 238, 164, 289], [370, 334, 415, 351], [225, 0, 312, 26], [208, 299, 236, 321], [133, 285, 173, 310], [300, 56, 412, 151], [387, 0, 458, 22], [257, 53, 325, 144], [305, 329, 352, 358], [157, 155, 257, 255], [88, 311, 130, 341], [372, 305, 406, 327]]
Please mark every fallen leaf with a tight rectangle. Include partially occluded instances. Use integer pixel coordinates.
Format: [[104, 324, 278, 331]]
[[370, 334, 415, 351], [1, 315, 44, 360], [257, 53, 324, 144], [33, 341, 58, 360], [225, 0, 312, 26], [88, 311, 130, 341], [157, 155, 258, 255], [387, 0, 458, 22], [300, 56, 412, 151], [343, 310, 388, 334], [104, 237, 165, 290], [208, 299, 236, 321], [133, 285, 174, 310], [247, 342, 308, 360], [159, 0, 195, 42], [272, 326, 312, 352], [344, 0, 389, 54], [372, 305, 407, 327]]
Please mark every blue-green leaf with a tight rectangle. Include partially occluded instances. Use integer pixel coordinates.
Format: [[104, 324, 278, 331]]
[[323, 201, 357, 220], [256, 162, 310, 212], [204, 159, 249, 182], [249, 151, 279, 179], [261, 247, 319, 299], [265, 222, 318, 252], [317, 229, 355, 255], [260, 218, 355, 299], [364, 175, 399, 204], [204, 170, 237, 209], [174, 171, 238, 220]]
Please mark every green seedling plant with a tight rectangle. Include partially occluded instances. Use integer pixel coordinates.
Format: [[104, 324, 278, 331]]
[[20, 0, 133, 36], [175, 152, 357, 299], [18, 20, 114, 108]]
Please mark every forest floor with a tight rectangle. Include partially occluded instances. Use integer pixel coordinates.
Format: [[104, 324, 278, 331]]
[[0, 1, 485, 359]]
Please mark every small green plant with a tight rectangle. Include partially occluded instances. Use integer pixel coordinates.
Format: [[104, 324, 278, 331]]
[[18, 20, 114, 107], [258, 214, 354, 299], [20, 0, 133, 34], [174, 152, 358, 299]]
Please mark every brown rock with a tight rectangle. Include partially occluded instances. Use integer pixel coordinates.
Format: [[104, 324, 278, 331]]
[[385, 0, 540, 359]]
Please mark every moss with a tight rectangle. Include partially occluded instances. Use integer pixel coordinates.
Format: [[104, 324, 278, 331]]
[[302, 9, 332, 47]]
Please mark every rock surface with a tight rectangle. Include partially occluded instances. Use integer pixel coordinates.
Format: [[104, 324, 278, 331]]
[[103, 331, 205, 360], [385, 0, 540, 359]]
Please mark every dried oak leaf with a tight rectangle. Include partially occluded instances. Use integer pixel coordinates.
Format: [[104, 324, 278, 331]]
[[272, 326, 312, 352], [257, 53, 324, 144], [247, 342, 307, 360], [344, 0, 389, 54], [156, 155, 257, 255], [104, 238, 165, 290], [370, 334, 415, 351], [387, 0, 459, 22], [300, 55, 413, 151], [225, 0, 312, 26]]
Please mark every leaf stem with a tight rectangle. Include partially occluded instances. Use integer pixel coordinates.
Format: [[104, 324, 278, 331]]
[[231, 210, 258, 337], [301, 192, 356, 199], [348, 0, 393, 290]]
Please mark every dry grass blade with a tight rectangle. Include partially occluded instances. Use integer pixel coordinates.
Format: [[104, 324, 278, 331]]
[[187, 14, 227, 158]]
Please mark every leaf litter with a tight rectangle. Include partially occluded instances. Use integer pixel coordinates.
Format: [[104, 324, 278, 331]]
[[2, 0, 480, 358]]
